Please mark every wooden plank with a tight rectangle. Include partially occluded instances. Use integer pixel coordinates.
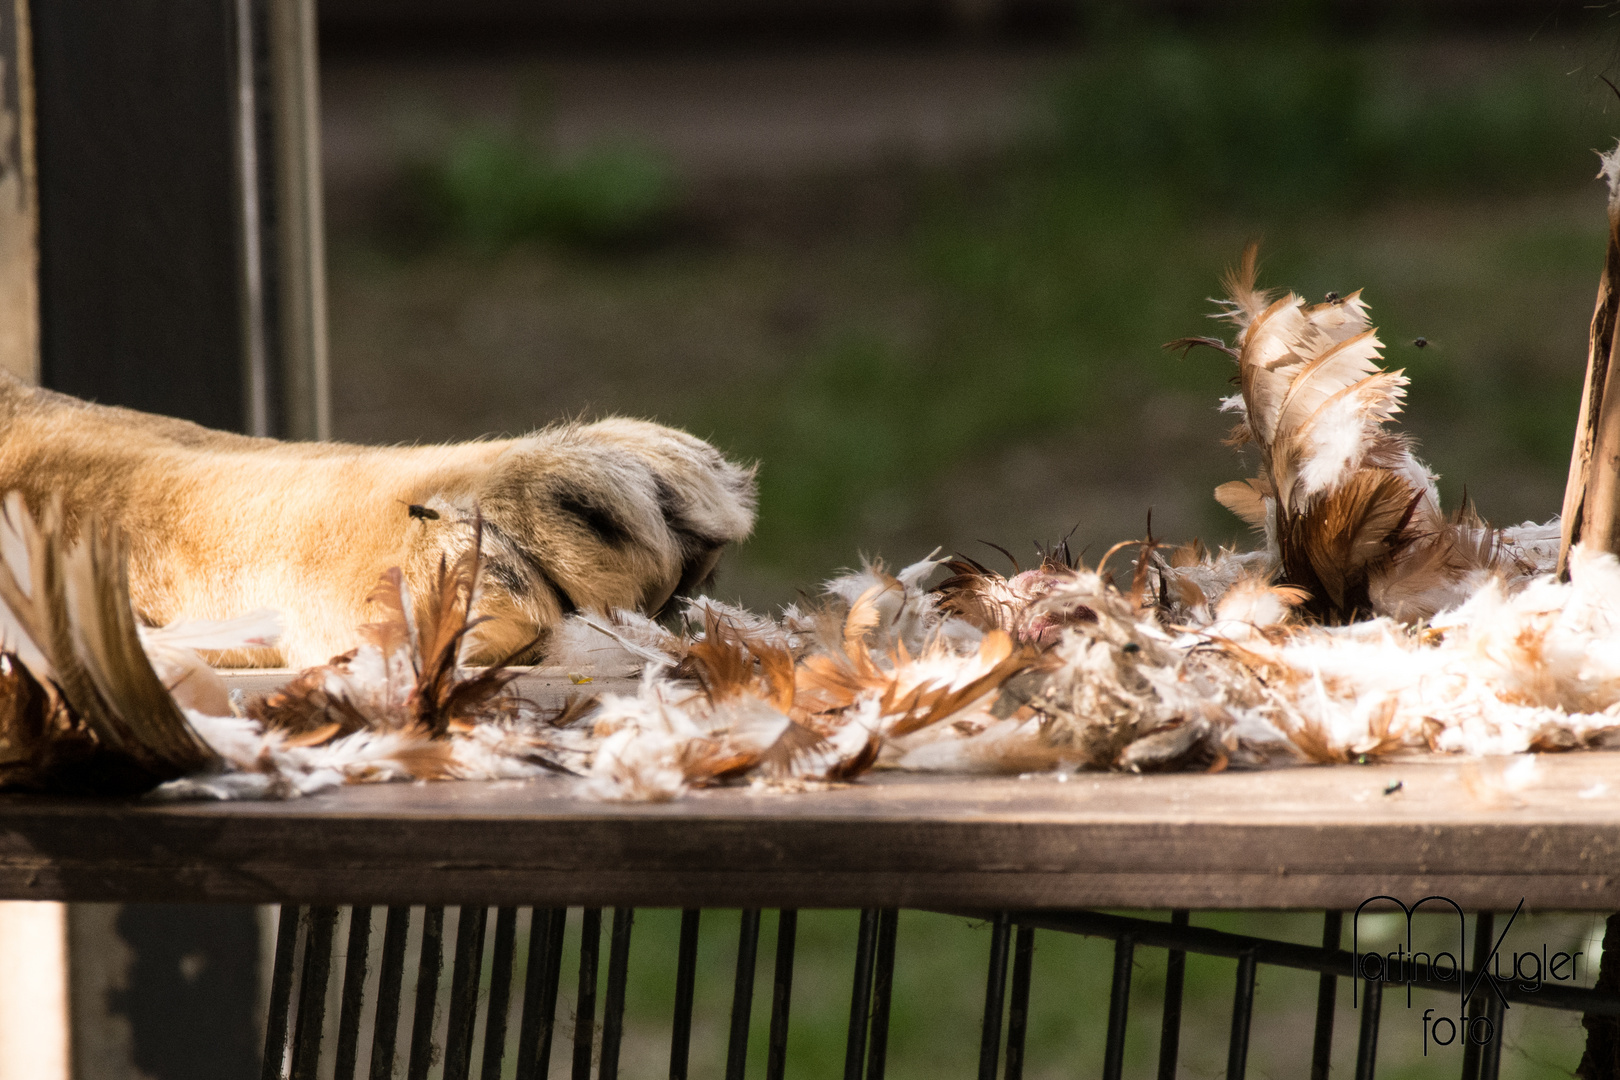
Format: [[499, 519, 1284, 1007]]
[[1, 753, 1618, 909]]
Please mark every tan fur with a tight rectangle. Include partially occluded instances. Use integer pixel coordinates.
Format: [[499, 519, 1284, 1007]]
[[0, 372, 756, 667]]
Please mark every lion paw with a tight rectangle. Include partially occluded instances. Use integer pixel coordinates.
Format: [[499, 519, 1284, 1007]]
[[464, 419, 756, 660]]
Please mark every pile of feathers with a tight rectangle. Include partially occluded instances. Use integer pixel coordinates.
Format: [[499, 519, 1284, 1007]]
[[1, 250, 1615, 803]]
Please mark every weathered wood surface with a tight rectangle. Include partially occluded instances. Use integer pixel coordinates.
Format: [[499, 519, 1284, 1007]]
[[8, 668, 1620, 909], [1559, 151, 1620, 574]]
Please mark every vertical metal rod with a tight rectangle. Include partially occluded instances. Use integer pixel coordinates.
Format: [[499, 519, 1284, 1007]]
[[725, 910, 763, 1080], [232, 0, 270, 436], [478, 907, 519, 1080], [1003, 925, 1036, 1080], [515, 908, 568, 1080], [443, 906, 490, 1080], [406, 906, 446, 1080], [978, 912, 1013, 1080], [866, 909, 899, 1080], [267, 0, 332, 441], [1353, 978, 1381, 1080], [669, 909, 702, 1080], [333, 907, 374, 1080], [1226, 951, 1257, 1080], [765, 911, 798, 1080], [291, 907, 340, 1080], [1311, 912, 1342, 1080], [1157, 910, 1189, 1080], [262, 905, 302, 1080], [1461, 911, 1497, 1080], [599, 909, 636, 1080], [1479, 985, 1505, 1080], [571, 908, 603, 1080], [1102, 933, 1136, 1080], [367, 906, 413, 1080], [843, 909, 881, 1080]]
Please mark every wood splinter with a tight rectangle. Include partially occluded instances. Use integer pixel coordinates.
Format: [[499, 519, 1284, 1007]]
[[1559, 143, 1620, 577]]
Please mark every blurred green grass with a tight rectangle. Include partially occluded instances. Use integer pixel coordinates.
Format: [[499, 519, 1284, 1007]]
[[336, 34, 1614, 599], [691, 34, 1614, 584], [414, 132, 676, 251]]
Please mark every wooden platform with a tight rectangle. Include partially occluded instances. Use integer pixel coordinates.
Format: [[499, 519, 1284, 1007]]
[[0, 670, 1613, 910]]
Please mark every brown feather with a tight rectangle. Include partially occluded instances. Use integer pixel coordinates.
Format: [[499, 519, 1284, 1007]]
[[246, 665, 373, 740], [0, 502, 218, 790], [822, 731, 882, 781], [1214, 480, 1273, 530], [1280, 469, 1419, 621]]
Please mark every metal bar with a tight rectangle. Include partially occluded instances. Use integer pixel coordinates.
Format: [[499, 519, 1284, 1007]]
[[1102, 933, 1136, 1080], [1157, 910, 1188, 1080], [1311, 913, 1342, 1080], [1226, 952, 1257, 1080], [766, 911, 798, 1080], [978, 912, 1012, 1080], [866, 909, 899, 1080], [479, 907, 519, 1080], [670, 909, 702, 1080], [1461, 911, 1496, 1080], [443, 906, 490, 1080], [1354, 978, 1382, 1080], [843, 909, 881, 1080], [406, 906, 445, 1080], [367, 906, 412, 1080], [726, 909, 762, 1080], [262, 904, 302, 1080], [333, 907, 374, 1080], [233, 0, 270, 436], [266, 0, 331, 441], [1004, 924, 1035, 1080], [291, 906, 340, 1080], [600, 908, 636, 1080], [977, 908, 1620, 1015], [515, 908, 568, 1080], [1479, 983, 1505, 1080], [572, 908, 603, 1080]]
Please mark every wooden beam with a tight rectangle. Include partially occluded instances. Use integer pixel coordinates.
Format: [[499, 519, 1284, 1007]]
[[3, 754, 1620, 910], [27, 7, 329, 1076]]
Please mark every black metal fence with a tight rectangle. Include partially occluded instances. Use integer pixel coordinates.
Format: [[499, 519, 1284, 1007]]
[[262, 905, 1620, 1080]]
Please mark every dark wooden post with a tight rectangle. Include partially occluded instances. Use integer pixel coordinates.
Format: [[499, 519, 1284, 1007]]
[[1558, 149, 1620, 576], [31, 0, 328, 441], [22, 2, 329, 1078]]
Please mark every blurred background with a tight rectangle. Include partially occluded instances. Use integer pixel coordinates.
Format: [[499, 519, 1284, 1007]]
[[317, 0, 1615, 611], [305, 4, 1619, 1074]]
